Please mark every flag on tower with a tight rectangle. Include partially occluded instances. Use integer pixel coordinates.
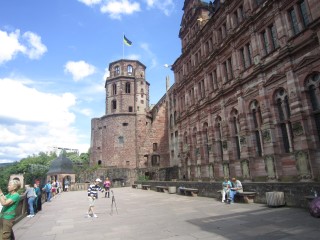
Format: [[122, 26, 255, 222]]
[[123, 35, 132, 46]]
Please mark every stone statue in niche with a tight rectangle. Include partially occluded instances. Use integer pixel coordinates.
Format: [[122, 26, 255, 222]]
[[295, 151, 312, 181], [292, 122, 304, 136], [222, 141, 228, 150], [223, 163, 229, 178], [241, 160, 250, 179], [240, 136, 246, 145], [264, 155, 277, 181], [262, 129, 271, 143]]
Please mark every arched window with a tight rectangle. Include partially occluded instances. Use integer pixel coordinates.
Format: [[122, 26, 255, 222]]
[[125, 82, 131, 93], [231, 109, 241, 159], [275, 88, 292, 153], [306, 73, 320, 141], [170, 114, 173, 128], [216, 116, 223, 161], [250, 100, 263, 156], [114, 66, 120, 76], [203, 122, 209, 162], [192, 127, 198, 160], [174, 111, 177, 125], [127, 65, 133, 75], [112, 83, 117, 95]]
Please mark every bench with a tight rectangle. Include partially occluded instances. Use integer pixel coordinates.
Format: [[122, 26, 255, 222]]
[[132, 184, 138, 188], [156, 186, 168, 193], [217, 190, 256, 203], [142, 185, 151, 190], [236, 192, 256, 203], [178, 187, 199, 197]]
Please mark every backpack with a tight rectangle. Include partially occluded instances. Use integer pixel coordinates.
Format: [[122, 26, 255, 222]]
[[309, 197, 320, 218], [45, 183, 52, 192]]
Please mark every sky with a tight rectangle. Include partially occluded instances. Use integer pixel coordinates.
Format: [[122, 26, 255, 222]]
[[0, 0, 185, 163]]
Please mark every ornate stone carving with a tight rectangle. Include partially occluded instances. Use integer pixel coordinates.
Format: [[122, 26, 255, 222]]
[[222, 141, 228, 150], [292, 122, 304, 136], [262, 129, 271, 143], [295, 151, 312, 181], [240, 136, 246, 145], [264, 155, 277, 181]]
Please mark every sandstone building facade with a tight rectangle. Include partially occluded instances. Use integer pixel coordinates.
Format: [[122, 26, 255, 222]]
[[168, 0, 320, 182], [91, 0, 320, 183]]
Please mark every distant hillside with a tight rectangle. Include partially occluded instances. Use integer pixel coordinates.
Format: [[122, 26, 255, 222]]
[[0, 162, 15, 168]]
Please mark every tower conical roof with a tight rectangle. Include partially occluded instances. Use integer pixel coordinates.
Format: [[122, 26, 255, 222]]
[[47, 154, 74, 175]]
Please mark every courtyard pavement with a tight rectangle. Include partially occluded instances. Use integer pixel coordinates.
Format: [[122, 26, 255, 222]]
[[13, 187, 319, 240]]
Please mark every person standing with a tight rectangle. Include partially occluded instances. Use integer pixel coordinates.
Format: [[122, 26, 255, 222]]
[[43, 180, 52, 202], [228, 177, 243, 204], [103, 177, 112, 198], [24, 184, 36, 217], [33, 183, 41, 213], [0, 179, 21, 240], [87, 178, 104, 218], [221, 177, 231, 203]]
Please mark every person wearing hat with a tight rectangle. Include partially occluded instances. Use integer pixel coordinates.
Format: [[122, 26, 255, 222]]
[[87, 178, 104, 218]]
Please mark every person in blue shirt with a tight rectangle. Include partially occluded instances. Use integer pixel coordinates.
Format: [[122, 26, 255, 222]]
[[42, 180, 52, 202]]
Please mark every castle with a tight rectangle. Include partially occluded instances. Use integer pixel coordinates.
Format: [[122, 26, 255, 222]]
[[90, 0, 320, 183]]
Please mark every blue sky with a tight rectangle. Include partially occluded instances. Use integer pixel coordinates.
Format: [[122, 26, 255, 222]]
[[0, 0, 184, 163]]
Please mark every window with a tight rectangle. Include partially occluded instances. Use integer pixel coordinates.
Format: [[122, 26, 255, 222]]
[[288, 7, 300, 35], [216, 116, 223, 161], [251, 100, 263, 156], [192, 127, 198, 160], [151, 155, 160, 166], [114, 66, 120, 76], [232, 110, 241, 160], [275, 89, 293, 153], [256, 0, 265, 6], [127, 65, 133, 75], [224, 57, 233, 81], [112, 99, 117, 110], [261, 24, 278, 55], [198, 80, 205, 99], [118, 136, 124, 144], [306, 73, 320, 141], [125, 82, 131, 93], [299, 0, 310, 27], [269, 25, 279, 49], [128, 106, 133, 112], [122, 123, 128, 126], [153, 143, 158, 151], [203, 123, 209, 162], [112, 83, 117, 95]]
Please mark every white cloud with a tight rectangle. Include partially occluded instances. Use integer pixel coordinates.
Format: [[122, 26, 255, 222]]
[[79, 108, 92, 116], [22, 31, 48, 59], [0, 29, 47, 65], [0, 77, 89, 162], [144, 0, 174, 16], [64, 60, 96, 81], [100, 0, 141, 19], [78, 0, 102, 6], [140, 43, 157, 68], [0, 30, 25, 64]]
